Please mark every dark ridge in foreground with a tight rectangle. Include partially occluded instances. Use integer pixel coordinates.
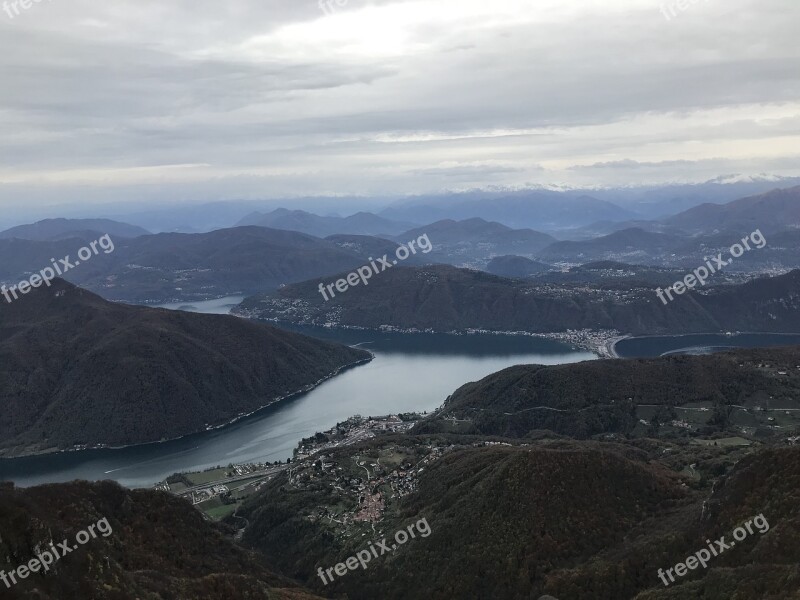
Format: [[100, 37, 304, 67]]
[[0, 279, 371, 457], [0, 480, 322, 599], [238, 433, 800, 600]]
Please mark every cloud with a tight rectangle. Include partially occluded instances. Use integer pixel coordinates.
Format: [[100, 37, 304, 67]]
[[0, 0, 798, 209], [569, 159, 700, 170]]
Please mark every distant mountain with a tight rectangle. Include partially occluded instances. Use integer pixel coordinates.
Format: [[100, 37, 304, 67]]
[[0, 279, 370, 457], [237, 209, 417, 238], [536, 228, 686, 263], [0, 227, 377, 302], [398, 218, 555, 248], [665, 185, 800, 235], [237, 264, 800, 336], [325, 234, 403, 258], [557, 219, 684, 240], [381, 191, 634, 230], [0, 218, 149, 241], [585, 176, 800, 218], [0, 238, 88, 284], [536, 188, 800, 268], [392, 218, 556, 267], [0, 480, 322, 599], [485, 255, 552, 278], [531, 261, 687, 287]]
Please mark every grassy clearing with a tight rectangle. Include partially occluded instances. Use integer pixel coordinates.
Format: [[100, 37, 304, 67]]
[[204, 504, 238, 521], [186, 468, 229, 486]]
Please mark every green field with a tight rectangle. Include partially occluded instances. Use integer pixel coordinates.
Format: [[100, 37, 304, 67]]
[[204, 504, 238, 521], [186, 467, 229, 486]]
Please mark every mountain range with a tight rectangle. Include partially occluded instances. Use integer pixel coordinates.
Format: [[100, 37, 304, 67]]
[[381, 190, 635, 230], [665, 186, 800, 235], [569, 185, 800, 240], [0, 227, 380, 302], [393, 218, 555, 265], [2, 185, 799, 306]]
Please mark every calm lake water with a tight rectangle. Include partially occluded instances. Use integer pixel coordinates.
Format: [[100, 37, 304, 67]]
[[615, 333, 800, 358], [151, 295, 246, 314], [0, 322, 595, 489]]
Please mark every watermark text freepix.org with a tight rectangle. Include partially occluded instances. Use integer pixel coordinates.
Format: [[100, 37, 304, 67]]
[[3, 0, 51, 20], [319, 0, 347, 16], [317, 518, 431, 585], [656, 229, 766, 305], [657, 513, 769, 587], [318, 233, 432, 301], [1, 517, 113, 589], [1, 234, 115, 304], [660, 0, 710, 21]]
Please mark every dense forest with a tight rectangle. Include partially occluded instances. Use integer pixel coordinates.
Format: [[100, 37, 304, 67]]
[[0, 480, 322, 599], [237, 436, 800, 600], [0, 279, 370, 456], [418, 346, 800, 439]]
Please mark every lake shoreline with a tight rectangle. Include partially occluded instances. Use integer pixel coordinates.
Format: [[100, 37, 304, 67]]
[[614, 331, 800, 359], [247, 317, 622, 357], [0, 354, 374, 461], [0, 332, 595, 488]]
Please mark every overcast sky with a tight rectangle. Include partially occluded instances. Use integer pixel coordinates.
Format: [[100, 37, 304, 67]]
[[0, 0, 798, 211]]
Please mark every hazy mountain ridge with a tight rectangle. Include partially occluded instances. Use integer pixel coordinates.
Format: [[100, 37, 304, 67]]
[[0, 218, 150, 241], [1, 226, 378, 302], [237, 208, 417, 238], [536, 227, 687, 263], [397, 218, 556, 263], [3, 186, 797, 305], [665, 186, 800, 235], [381, 190, 635, 230]]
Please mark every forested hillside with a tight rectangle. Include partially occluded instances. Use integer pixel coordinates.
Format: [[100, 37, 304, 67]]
[[0, 279, 370, 456]]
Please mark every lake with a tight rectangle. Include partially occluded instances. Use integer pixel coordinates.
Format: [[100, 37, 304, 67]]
[[151, 295, 246, 314], [0, 323, 595, 489], [615, 332, 800, 358]]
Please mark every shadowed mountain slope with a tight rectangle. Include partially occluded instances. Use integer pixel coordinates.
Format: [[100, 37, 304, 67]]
[[0, 279, 370, 457], [0, 480, 323, 599]]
